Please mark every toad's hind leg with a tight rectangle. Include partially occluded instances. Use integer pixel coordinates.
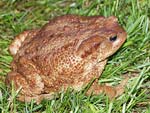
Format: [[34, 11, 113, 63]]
[[6, 71, 45, 103], [6, 71, 55, 104], [9, 29, 39, 56], [5, 57, 47, 103]]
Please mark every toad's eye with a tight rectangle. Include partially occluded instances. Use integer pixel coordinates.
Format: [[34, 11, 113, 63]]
[[109, 35, 117, 42]]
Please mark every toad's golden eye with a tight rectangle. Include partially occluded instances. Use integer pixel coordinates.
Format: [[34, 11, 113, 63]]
[[109, 35, 117, 42]]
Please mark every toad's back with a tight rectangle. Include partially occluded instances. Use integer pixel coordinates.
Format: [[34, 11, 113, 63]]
[[16, 15, 106, 58]]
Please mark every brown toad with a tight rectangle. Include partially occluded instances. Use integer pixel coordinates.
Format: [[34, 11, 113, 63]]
[[6, 15, 127, 103]]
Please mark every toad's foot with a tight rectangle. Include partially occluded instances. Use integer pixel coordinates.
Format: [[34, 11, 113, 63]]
[[87, 77, 129, 99], [18, 93, 55, 104]]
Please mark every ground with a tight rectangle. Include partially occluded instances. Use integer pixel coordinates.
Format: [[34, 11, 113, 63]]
[[0, 0, 150, 113]]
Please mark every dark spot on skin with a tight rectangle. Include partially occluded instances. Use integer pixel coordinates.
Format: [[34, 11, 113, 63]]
[[109, 35, 117, 42]]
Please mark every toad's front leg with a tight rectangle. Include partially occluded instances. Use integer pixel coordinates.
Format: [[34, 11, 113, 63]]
[[77, 60, 128, 99], [86, 77, 128, 99], [86, 60, 128, 98]]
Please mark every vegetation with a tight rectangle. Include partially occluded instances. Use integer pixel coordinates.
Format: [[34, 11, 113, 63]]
[[0, 0, 150, 112]]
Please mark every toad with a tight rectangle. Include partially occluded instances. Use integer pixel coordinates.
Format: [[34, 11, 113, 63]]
[[6, 15, 127, 103]]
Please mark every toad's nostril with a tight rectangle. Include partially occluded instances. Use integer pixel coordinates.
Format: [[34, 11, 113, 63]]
[[109, 35, 117, 42]]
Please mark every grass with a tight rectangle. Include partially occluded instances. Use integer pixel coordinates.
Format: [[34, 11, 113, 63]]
[[0, 0, 150, 112]]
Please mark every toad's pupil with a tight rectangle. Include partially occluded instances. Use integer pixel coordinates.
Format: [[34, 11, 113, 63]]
[[110, 35, 117, 41]]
